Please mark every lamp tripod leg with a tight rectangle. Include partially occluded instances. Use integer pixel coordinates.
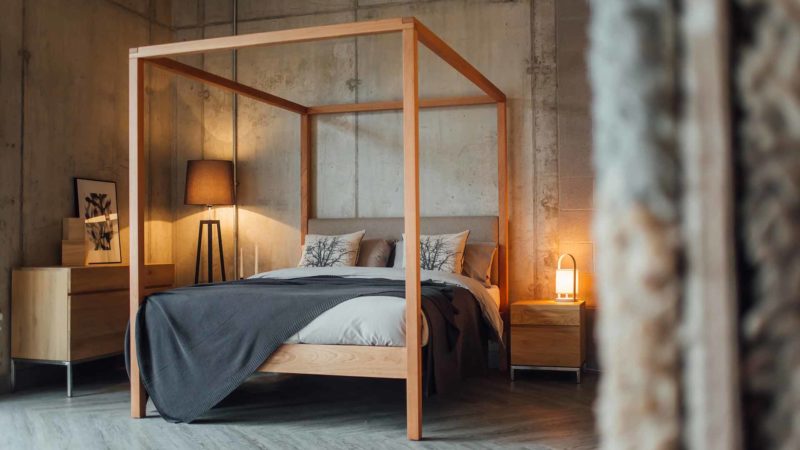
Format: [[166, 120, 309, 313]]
[[194, 221, 203, 284]]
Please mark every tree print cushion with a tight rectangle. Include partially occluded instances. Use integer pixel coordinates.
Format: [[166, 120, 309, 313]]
[[393, 230, 470, 274], [298, 230, 366, 267]]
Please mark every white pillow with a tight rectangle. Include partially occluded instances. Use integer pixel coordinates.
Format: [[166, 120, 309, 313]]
[[298, 230, 366, 267], [393, 230, 470, 274]]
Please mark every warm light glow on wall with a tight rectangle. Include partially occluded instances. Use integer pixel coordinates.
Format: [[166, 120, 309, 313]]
[[555, 253, 579, 302]]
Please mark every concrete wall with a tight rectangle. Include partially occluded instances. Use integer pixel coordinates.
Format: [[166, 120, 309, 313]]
[[555, 0, 596, 367], [169, 0, 596, 319], [0, 0, 174, 392], [0, 0, 595, 391]]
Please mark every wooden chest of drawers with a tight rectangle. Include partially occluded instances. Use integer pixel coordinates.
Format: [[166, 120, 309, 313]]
[[510, 299, 585, 382], [11, 264, 174, 396]]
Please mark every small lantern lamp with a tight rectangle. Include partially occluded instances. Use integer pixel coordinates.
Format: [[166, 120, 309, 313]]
[[555, 253, 579, 302]]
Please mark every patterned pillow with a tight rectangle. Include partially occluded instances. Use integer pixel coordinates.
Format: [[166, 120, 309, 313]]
[[298, 230, 365, 267], [394, 231, 470, 273]]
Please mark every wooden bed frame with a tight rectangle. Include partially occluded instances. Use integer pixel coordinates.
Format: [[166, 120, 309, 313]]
[[128, 17, 508, 441]]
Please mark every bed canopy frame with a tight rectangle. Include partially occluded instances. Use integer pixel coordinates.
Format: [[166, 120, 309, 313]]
[[128, 17, 508, 441]]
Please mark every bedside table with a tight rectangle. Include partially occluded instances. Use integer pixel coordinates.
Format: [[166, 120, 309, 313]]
[[10, 264, 174, 397], [510, 299, 585, 383]]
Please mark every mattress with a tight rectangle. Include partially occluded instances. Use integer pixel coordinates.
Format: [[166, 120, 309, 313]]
[[287, 285, 501, 346], [251, 267, 503, 347], [285, 295, 430, 346]]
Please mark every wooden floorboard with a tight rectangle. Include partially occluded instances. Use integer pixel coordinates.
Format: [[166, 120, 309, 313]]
[[0, 368, 598, 449]]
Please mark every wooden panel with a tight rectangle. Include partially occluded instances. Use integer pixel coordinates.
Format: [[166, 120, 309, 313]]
[[143, 264, 175, 288], [11, 269, 69, 361], [402, 27, 422, 442], [69, 290, 128, 361], [133, 18, 411, 58], [70, 266, 128, 294], [147, 58, 307, 114], [129, 55, 147, 418], [62, 218, 85, 240], [307, 95, 495, 115], [511, 326, 583, 368], [411, 19, 506, 102], [257, 344, 406, 379], [511, 303, 581, 326], [61, 240, 87, 267]]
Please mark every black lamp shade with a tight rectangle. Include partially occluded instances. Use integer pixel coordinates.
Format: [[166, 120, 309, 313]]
[[184, 160, 235, 206]]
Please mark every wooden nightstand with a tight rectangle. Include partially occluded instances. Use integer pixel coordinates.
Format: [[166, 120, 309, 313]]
[[510, 299, 585, 383], [10, 264, 174, 396]]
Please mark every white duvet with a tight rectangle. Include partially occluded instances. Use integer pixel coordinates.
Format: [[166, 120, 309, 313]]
[[249, 267, 503, 347]]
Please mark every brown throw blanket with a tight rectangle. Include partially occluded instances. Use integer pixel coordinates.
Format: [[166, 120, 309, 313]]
[[125, 276, 489, 423]]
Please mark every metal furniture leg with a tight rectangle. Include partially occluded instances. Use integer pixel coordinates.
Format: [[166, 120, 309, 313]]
[[66, 362, 73, 398], [10, 359, 15, 392]]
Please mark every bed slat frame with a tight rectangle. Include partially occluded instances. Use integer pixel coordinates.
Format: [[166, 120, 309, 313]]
[[128, 16, 508, 441]]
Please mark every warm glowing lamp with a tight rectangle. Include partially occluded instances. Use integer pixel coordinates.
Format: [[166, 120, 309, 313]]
[[185, 159, 235, 284], [555, 253, 579, 302]]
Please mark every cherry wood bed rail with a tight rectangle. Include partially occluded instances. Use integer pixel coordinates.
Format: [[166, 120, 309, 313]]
[[147, 57, 308, 114], [128, 17, 508, 441], [306, 95, 495, 115]]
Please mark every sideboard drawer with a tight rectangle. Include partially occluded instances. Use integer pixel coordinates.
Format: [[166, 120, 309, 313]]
[[12, 264, 174, 364], [70, 264, 175, 295], [70, 266, 128, 294], [70, 290, 129, 361]]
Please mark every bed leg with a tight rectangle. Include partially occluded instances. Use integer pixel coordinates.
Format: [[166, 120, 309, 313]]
[[132, 386, 147, 418], [403, 24, 423, 441], [407, 376, 422, 440]]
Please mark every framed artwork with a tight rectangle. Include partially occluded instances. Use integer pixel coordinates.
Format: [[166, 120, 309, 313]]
[[74, 178, 121, 264]]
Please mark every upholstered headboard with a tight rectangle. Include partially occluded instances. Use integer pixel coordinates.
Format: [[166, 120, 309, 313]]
[[307, 216, 499, 284]]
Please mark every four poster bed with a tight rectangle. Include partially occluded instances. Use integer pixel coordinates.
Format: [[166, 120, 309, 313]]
[[128, 17, 508, 440]]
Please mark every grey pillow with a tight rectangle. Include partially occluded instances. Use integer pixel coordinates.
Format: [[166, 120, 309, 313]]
[[357, 239, 393, 267], [462, 243, 497, 287]]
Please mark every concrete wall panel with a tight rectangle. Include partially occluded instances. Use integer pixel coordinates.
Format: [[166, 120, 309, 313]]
[[239, 0, 356, 22], [0, 0, 24, 391], [234, 12, 357, 274], [2, 0, 174, 391]]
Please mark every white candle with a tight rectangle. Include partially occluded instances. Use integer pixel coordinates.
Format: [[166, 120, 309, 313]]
[[239, 247, 244, 279], [254, 244, 259, 274]]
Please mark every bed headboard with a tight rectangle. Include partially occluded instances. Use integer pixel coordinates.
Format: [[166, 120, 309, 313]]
[[307, 216, 500, 284]]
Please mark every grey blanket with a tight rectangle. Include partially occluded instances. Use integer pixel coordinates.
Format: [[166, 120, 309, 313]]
[[125, 276, 487, 423]]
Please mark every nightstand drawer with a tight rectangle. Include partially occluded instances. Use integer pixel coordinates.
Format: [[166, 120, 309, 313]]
[[511, 302, 581, 326], [70, 290, 129, 360], [511, 325, 583, 367]]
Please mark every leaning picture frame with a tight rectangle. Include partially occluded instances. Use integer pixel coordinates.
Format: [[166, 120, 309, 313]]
[[74, 178, 122, 264]]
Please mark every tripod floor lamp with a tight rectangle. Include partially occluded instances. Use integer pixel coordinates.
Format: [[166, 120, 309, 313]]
[[185, 159, 235, 284]]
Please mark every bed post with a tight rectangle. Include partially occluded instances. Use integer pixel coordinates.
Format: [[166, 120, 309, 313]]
[[497, 101, 509, 359], [129, 52, 147, 418], [300, 113, 311, 245], [402, 26, 422, 441]]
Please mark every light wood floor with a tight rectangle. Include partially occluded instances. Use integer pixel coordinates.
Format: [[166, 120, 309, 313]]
[[0, 366, 598, 449]]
